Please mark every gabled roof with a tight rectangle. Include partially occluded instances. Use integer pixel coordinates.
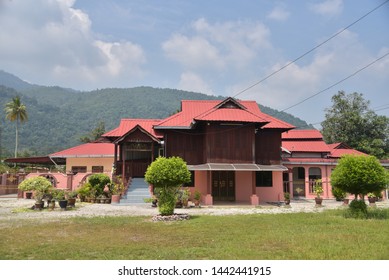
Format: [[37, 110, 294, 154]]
[[327, 142, 367, 158], [103, 119, 163, 139], [328, 148, 367, 158], [155, 97, 294, 131], [327, 142, 352, 150], [282, 129, 323, 140], [50, 142, 116, 158]]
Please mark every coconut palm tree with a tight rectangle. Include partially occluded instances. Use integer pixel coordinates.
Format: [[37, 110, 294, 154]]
[[4, 96, 28, 158]]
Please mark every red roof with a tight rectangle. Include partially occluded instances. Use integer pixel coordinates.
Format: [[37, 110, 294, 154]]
[[329, 148, 367, 158], [327, 142, 367, 158], [282, 129, 323, 140], [50, 143, 116, 158], [155, 98, 294, 130], [103, 119, 163, 139], [195, 108, 268, 123], [282, 141, 331, 153]]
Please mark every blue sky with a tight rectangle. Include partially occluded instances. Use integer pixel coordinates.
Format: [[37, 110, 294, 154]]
[[0, 0, 388, 127]]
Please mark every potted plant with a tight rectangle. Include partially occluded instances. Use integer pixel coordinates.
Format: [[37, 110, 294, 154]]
[[367, 192, 376, 204], [18, 176, 53, 209], [111, 178, 125, 204], [33, 189, 45, 210], [66, 190, 78, 207], [284, 192, 290, 205], [54, 189, 68, 210], [182, 188, 190, 208], [193, 190, 201, 207], [76, 182, 91, 202], [313, 179, 324, 206]]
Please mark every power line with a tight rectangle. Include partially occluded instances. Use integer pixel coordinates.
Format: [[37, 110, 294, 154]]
[[304, 105, 389, 129], [280, 51, 389, 112], [232, 0, 389, 99]]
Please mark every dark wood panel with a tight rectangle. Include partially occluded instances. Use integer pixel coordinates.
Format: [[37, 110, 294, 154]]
[[206, 123, 254, 163], [255, 130, 282, 164], [165, 131, 204, 164]]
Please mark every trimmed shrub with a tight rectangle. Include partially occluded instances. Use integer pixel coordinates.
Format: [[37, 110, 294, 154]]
[[344, 199, 368, 219], [332, 186, 346, 201], [88, 173, 111, 196]]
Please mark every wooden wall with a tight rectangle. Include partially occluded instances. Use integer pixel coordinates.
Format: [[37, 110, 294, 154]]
[[205, 123, 254, 163], [255, 129, 282, 164], [164, 123, 282, 165]]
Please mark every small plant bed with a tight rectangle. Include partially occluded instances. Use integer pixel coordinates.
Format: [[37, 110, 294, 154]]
[[152, 213, 190, 222]]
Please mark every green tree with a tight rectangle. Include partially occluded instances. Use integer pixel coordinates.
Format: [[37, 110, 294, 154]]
[[4, 96, 28, 158], [321, 91, 389, 159], [145, 156, 191, 216], [80, 121, 106, 143], [331, 154, 388, 200]]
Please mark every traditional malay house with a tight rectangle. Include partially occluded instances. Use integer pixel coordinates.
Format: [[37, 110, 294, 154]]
[[103, 97, 295, 205], [10, 96, 381, 203]]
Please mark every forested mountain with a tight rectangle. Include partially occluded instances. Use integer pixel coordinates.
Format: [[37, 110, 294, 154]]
[[0, 70, 312, 158]]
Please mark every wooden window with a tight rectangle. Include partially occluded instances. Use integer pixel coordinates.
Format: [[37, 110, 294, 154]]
[[92, 166, 104, 173], [71, 166, 87, 174], [256, 171, 273, 187]]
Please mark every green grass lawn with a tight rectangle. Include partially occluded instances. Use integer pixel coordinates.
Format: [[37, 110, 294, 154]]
[[0, 210, 388, 260]]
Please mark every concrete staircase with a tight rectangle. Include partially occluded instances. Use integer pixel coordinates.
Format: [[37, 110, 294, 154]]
[[119, 178, 151, 205]]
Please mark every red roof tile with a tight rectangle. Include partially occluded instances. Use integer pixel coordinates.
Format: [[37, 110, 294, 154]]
[[282, 141, 330, 153], [50, 143, 116, 158], [103, 119, 163, 138], [155, 98, 294, 130], [282, 129, 323, 140], [329, 148, 367, 158], [195, 108, 268, 123]]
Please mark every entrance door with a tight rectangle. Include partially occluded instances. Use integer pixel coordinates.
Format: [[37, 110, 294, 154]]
[[212, 171, 235, 201]]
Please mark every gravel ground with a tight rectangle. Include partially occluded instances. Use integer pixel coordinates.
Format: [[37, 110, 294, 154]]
[[1, 197, 388, 225]]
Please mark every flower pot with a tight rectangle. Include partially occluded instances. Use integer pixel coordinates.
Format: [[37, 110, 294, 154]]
[[111, 194, 121, 204], [315, 197, 323, 206], [49, 201, 56, 210], [34, 201, 44, 210], [67, 198, 76, 207], [58, 200, 68, 210], [368, 197, 376, 204], [284, 199, 290, 205]]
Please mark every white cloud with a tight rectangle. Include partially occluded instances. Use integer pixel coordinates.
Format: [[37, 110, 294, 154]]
[[162, 34, 224, 70], [310, 0, 343, 16], [267, 6, 290, 21], [178, 72, 214, 95], [162, 18, 271, 72], [0, 0, 146, 89]]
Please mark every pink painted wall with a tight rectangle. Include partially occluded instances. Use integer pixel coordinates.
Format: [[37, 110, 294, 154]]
[[193, 171, 208, 203], [25, 171, 112, 191], [26, 173, 68, 189], [256, 171, 284, 202], [235, 171, 253, 203], [285, 164, 334, 199]]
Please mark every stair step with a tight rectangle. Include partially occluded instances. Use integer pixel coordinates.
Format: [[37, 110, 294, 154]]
[[119, 178, 152, 205]]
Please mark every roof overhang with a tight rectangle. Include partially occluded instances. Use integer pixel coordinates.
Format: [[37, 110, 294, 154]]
[[4, 156, 65, 165], [187, 163, 288, 171]]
